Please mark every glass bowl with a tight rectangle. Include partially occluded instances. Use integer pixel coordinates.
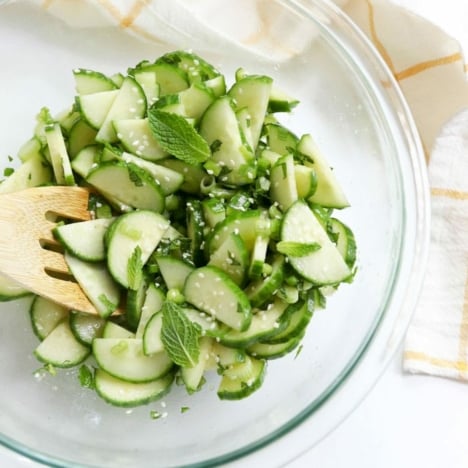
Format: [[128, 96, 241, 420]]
[[0, 0, 429, 466]]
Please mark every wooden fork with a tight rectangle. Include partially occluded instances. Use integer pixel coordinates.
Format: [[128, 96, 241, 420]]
[[0, 186, 98, 314]]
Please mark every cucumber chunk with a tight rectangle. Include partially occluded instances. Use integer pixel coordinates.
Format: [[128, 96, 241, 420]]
[[184, 266, 252, 331], [281, 200, 351, 284], [30, 296, 68, 341], [95, 369, 173, 407], [69, 311, 105, 346], [106, 210, 169, 289], [92, 338, 173, 383]]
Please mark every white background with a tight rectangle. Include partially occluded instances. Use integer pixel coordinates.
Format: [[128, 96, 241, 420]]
[[1, 1, 467, 467]]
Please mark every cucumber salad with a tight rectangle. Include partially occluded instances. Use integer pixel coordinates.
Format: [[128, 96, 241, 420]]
[[0, 51, 356, 406]]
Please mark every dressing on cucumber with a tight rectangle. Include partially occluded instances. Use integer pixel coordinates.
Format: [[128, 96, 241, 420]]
[[1, 50, 356, 408]]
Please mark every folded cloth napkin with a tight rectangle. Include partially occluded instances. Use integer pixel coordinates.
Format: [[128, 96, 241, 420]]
[[28, 0, 468, 380]]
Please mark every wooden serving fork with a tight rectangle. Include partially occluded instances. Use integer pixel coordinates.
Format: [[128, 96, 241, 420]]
[[0, 186, 98, 314]]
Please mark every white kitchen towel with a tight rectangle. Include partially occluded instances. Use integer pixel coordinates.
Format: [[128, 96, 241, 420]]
[[24, 0, 468, 380]]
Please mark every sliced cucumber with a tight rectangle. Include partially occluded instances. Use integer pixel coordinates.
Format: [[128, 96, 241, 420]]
[[217, 356, 266, 400], [96, 76, 146, 143], [184, 308, 227, 339], [86, 161, 165, 212], [69, 311, 105, 346], [281, 200, 351, 284], [102, 321, 135, 339], [0, 274, 31, 301], [329, 218, 357, 268], [73, 68, 117, 95], [266, 123, 298, 156], [95, 369, 173, 407], [45, 122, 75, 185], [142, 311, 163, 355], [294, 164, 317, 199], [247, 333, 303, 360], [64, 252, 121, 318], [270, 154, 298, 211], [220, 299, 289, 348], [106, 210, 169, 289], [199, 96, 254, 186], [184, 266, 252, 331], [202, 197, 226, 228], [135, 283, 165, 338], [113, 119, 166, 161], [54, 218, 115, 262], [71, 144, 100, 178], [297, 134, 349, 208], [92, 338, 173, 383], [156, 256, 194, 291], [159, 159, 208, 194], [34, 320, 90, 368], [30, 296, 68, 341], [78, 89, 119, 130], [181, 336, 212, 393], [68, 119, 98, 159], [208, 233, 249, 286], [229, 75, 273, 149], [179, 83, 214, 121], [126, 275, 149, 331], [133, 70, 160, 107]]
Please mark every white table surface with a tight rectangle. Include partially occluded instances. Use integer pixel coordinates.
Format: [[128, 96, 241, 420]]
[[1, 1, 467, 467]]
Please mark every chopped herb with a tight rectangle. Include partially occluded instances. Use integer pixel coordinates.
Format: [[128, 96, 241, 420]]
[[127, 246, 143, 290], [210, 139, 222, 153], [180, 406, 190, 413], [150, 410, 162, 420], [98, 294, 116, 314], [3, 167, 14, 177], [161, 301, 202, 368], [78, 365, 95, 389], [128, 166, 144, 187], [277, 241, 321, 257]]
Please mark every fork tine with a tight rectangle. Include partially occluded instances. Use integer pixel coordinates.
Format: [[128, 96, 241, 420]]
[[40, 249, 70, 275]]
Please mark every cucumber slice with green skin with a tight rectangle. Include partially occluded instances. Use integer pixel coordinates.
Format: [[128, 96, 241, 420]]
[[156, 256, 194, 291], [199, 96, 255, 186], [281, 200, 351, 285], [133, 70, 160, 107], [126, 275, 149, 331], [294, 164, 318, 199], [184, 308, 228, 339], [58, 109, 80, 135], [266, 300, 312, 344], [113, 119, 166, 161], [30, 296, 68, 341], [86, 161, 165, 212], [96, 76, 147, 143], [54, 218, 115, 262], [0, 274, 31, 302], [181, 336, 212, 394], [219, 298, 289, 348], [158, 159, 208, 194], [94, 368, 174, 408], [116, 152, 183, 196], [65, 252, 121, 318], [102, 321, 135, 339], [73, 68, 117, 95], [247, 333, 303, 360], [179, 83, 214, 121], [270, 154, 298, 212], [142, 311, 163, 355], [0, 154, 52, 195], [211, 342, 246, 368], [138, 62, 189, 96], [110, 73, 124, 88], [297, 134, 350, 209], [69, 311, 105, 346], [17, 136, 42, 162], [204, 75, 226, 97], [245, 255, 285, 308], [265, 123, 298, 156], [35, 320, 90, 368], [71, 144, 100, 178], [68, 119, 98, 159], [248, 233, 270, 280], [135, 283, 165, 338], [208, 233, 249, 286], [229, 75, 273, 149], [329, 218, 357, 268], [268, 86, 299, 113], [106, 210, 170, 289], [45, 122, 75, 185], [78, 89, 119, 130], [184, 266, 252, 332], [236, 107, 254, 150], [202, 197, 226, 228], [217, 356, 266, 400], [205, 210, 262, 256], [92, 338, 173, 383]]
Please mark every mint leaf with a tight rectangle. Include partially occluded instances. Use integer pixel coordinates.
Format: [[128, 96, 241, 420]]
[[148, 109, 210, 165], [78, 365, 95, 389], [277, 241, 321, 257], [127, 246, 143, 290], [161, 301, 201, 368]]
